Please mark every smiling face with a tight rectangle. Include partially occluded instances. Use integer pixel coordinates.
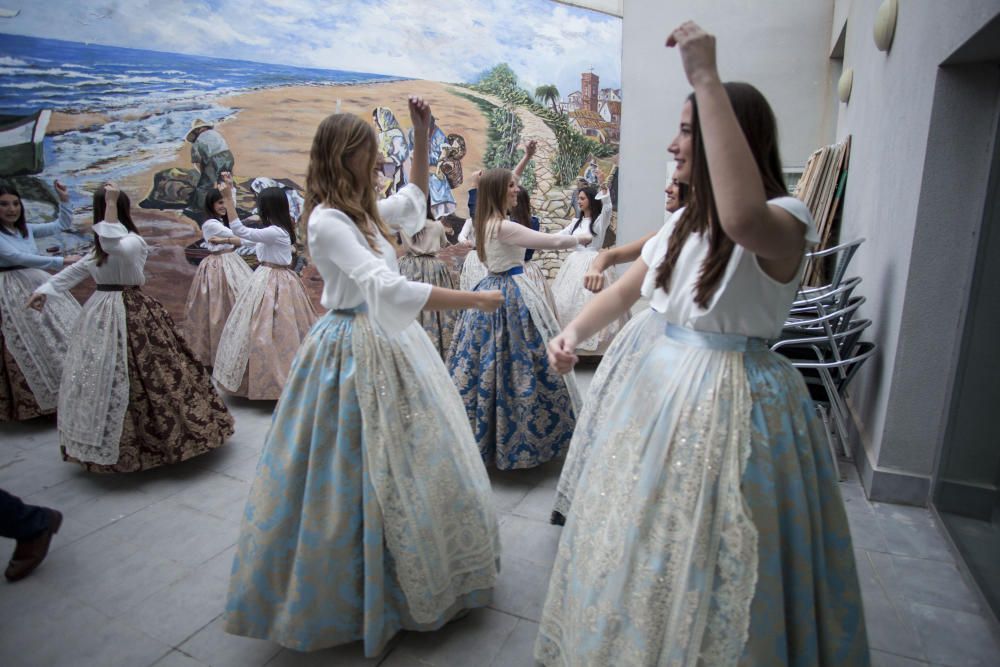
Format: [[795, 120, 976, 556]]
[[506, 176, 519, 209], [668, 99, 694, 184], [0, 193, 22, 228], [665, 180, 679, 212], [211, 196, 227, 218]]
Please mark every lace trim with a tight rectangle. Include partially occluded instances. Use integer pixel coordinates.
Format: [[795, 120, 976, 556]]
[[352, 316, 499, 623], [0, 270, 81, 411], [459, 251, 487, 291], [213, 267, 271, 391], [58, 292, 128, 464], [537, 347, 757, 666]]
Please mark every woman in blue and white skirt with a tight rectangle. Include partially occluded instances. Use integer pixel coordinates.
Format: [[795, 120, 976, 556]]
[[535, 22, 868, 667], [224, 98, 502, 658], [448, 168, 583, 470]]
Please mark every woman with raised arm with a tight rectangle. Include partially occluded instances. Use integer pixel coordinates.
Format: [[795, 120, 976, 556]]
[[0, 181, 81, 421], [28, 184, 232, 473], [535, 23, 868, 666], [550, 173, 688, 525], [211, 181, 318, 400], [448, 168, 584, 470], [182, 187, 253, 368], [225, 98, 502, 657], [549, 181, 628, 352]]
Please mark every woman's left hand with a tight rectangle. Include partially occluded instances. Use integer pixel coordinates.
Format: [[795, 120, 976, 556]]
[[26, 293, 46, 312], [408, 96, 433, 138], [666, 21, 719, 87], [54, 180, 70, 203], [547, 332, 580, 374]]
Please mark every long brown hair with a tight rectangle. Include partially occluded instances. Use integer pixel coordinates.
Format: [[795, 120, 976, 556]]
[[572, 186, 602, 236], [302, 113, 393, 252], [509, 186, 533, 228], [474, 168, 512, 263], [93, 187, 139, 266], [0, 184, 28, 237], [655, 82, 787, 308]]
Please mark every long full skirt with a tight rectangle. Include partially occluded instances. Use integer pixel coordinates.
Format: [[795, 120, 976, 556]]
[[213, 266, 318, 400], [523, 260, 557, 314], [183, 251, 253, 367], [535, 324, 869, 666], [398, 254, 456, 359], [225, 310, 499, 656], [459, 250, 487, 292], [551, 307, 665, 524], [448, 271, 581, 469], [0, 269, 81, 421], [60, 287, 233, 473], [550, 249, 629, 352]]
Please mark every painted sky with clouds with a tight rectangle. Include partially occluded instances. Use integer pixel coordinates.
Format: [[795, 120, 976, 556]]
[[1, 0, 621, 98]]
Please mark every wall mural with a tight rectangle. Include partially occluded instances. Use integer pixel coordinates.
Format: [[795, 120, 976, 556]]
[[0, 0, 622, 320]]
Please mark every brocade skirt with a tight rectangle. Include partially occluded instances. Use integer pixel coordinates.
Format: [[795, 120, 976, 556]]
[[398, 253, 456, 359], [183, 251, 253, 367]]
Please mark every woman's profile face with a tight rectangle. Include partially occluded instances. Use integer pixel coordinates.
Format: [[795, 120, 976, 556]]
[[665, 180, 680, 212], [506, 177, 519, 209], [577, 190, 589, 215], [668, 100, 694, 184]]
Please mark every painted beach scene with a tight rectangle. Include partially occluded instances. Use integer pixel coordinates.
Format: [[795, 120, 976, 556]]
[[0, 0, 622, 320]]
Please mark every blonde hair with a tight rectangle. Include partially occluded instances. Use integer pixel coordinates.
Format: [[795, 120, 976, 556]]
[[302, 113, 393, 252], [474, 168, 513, 263]]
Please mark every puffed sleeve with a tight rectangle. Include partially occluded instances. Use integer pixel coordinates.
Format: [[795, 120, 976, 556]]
[[30, 202, 76, 239], [34, 255, 94, 296], [376, 183, 426, 237], [92, 222, 148, 259], [496, 220, 580, 250], [309, 208, 432, 335]]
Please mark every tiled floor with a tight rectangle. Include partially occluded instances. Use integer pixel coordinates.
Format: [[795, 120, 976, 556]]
[[1, 369, 998, 667]]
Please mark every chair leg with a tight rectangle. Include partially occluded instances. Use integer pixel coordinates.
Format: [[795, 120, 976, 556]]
[[815, 402, 843, 481]]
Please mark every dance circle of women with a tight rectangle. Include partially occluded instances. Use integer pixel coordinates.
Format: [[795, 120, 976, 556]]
[[0, 181, 81, 421], [534, 22, 869, 666], [28, 184, 233, 473], [224, 98, 502, 657]]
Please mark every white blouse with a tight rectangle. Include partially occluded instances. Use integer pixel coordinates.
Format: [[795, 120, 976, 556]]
[[458, 218, 474, 244], [35, 221, 149, 296], [201, 218, 240, 253], [308, 183, 431, 335], [639, 197, 817, 339], [229, 217, 292, 265], [401, 219, 449, 255], [481, 219, 580, 273], [559, 190, 612, 251]]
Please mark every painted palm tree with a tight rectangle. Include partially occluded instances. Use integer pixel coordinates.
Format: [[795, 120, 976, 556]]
[[535, 84, 561, 114]]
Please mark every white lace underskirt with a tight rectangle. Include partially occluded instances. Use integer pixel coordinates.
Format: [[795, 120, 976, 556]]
[[353, 315, 500, 623], [459, 251, 487, 292], [550, 250, 629, 352], [212, 267, 272, 392], [0, 269, 82, 411], [58, 290, 129, 465]]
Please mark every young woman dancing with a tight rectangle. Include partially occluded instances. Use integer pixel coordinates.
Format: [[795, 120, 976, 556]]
[[211, 181, 318, 400], [182, 188, 253, 368], [535, 23, 868, 666], [224, 97, 502, 657], [29, 184, 232, 473], [0, 182, 81, 421], [448, 168, 585, 470]]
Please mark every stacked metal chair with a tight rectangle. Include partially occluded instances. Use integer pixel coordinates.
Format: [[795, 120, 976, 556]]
[[771, 238, 875, 478]]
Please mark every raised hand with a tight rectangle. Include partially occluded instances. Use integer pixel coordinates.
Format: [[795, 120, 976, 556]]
[[54, 180, 70, 203], [408, 96, 433, 139], [666, 21, 719, 87], [525, 140, 537, 158], [104, 182, 120, 202]]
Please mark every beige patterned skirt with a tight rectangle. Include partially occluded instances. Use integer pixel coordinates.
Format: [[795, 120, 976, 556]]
[[398, 253, 456, 359], [213, 266, 319, 400], [183, 251, 253, 367]]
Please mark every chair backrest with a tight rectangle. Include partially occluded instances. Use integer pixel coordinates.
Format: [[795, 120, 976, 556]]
[[805, 238, 864, 291]]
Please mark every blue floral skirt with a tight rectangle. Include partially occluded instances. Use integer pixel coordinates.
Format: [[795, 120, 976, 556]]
[[225, 309, 497, 656], [536, 324, 869, 666], [448, 270, 580, 470]]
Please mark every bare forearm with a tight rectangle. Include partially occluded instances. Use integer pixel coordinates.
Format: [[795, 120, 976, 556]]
[[566, 259, 645, 341], [595, 232, 654, 270], [424, 286, 487, 311], [513, 152, 531, 179], [410, 133, 429, 199]]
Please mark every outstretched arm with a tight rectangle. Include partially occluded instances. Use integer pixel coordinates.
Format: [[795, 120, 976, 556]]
[[513, 140, 537, 180], [408, 97, 432, 199], [583, 231, 657, 292]]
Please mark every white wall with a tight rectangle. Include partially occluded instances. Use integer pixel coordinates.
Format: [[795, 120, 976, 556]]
[[618, 0, 836, 246], [831, 0, 1000, 479]]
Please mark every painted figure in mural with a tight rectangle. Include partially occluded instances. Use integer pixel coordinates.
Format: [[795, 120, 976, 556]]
[[448, 168, 584, 470], [535, 22, 869, 666], [224, 97, 502, 657], [181, 188, 254, 368], [27, 183, 233, 473], [211, 179, 318, 400], [186, 119, 235, 215], [0, 181, 81, 421], [408, 118, 457, 219], [551, 172, 688, 526], [373, 107, 410, 197], [550, 183, 630, 353]]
